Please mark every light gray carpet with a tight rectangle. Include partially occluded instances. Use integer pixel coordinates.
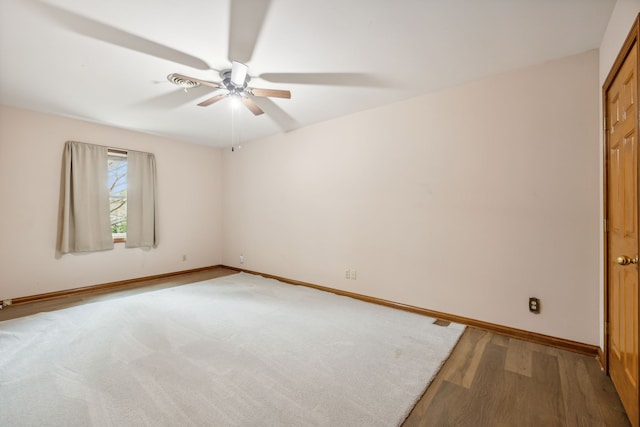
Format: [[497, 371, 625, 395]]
[[0, 272, 464, 426]]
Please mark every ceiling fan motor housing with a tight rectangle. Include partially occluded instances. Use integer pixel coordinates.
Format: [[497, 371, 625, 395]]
[[221, 69, 250, 95]]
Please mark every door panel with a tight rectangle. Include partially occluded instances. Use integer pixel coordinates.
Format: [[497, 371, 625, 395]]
[[607, 41, 639, 427]]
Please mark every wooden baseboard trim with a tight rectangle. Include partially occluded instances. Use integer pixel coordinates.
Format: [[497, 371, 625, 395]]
[[225, 266, 599, 357], [5, 264, 599, 357], [4, 265, 223, 307], [597, 347, 606, 371]]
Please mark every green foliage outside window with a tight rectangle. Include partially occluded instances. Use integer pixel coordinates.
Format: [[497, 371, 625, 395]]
[[108, 153, 127, 236]]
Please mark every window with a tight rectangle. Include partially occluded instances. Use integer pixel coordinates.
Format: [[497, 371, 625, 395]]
[[59, 141, 157, 254], [108, 150, 127, 242]]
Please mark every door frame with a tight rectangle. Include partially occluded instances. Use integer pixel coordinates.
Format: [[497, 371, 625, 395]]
[[602, 13, 640, 378]]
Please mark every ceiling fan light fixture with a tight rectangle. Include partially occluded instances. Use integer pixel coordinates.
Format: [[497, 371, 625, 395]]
[[230, 61, 248, 87], [229, 94, 242, 109]]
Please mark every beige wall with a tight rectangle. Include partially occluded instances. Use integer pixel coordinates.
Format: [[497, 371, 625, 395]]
[[222, 50, 600, 344], [600, 0, 640, 80], [0, 40, 609, 346], [0, 106, 223, 300], [598, 0, 640, 348]]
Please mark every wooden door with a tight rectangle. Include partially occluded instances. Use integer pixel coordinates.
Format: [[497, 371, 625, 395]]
[[606, 21, 640, 427]]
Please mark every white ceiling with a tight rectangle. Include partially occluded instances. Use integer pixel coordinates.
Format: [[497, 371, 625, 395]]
[[0, 0, 616, 148]]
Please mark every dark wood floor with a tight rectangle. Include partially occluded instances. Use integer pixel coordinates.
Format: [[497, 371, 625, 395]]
[[402, 327, 629, 426], [0, 267, 630, 426]]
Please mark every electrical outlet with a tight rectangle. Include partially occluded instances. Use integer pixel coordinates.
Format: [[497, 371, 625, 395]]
[[350, 270, 357, 280], [240, 254, 244, 264], [529, 297, 540, 314], [345, 269, 350, 279]]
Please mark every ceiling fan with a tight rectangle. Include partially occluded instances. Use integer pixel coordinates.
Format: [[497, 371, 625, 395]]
[[167, 61, 291, 116], [32, 0, 380, 131]]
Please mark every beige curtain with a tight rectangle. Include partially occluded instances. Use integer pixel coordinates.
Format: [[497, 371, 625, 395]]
[[58, 141, 114, 253], [126, 150, 158, 248]]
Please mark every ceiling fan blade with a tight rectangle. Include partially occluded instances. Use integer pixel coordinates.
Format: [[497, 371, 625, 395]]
[[170, 73, 221, 90], [228, 0, 271, 63], [259, 73, 388, 87], [198, 94, 227, 107], [249, 88, 291, 99], [137, 87, 220, 110], [30, 1, 209, 70], [241, 97, 264, 116], [252, 98, 298, 132]]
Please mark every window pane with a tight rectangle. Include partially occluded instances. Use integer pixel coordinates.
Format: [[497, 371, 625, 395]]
[[108, 153, 127, 237]]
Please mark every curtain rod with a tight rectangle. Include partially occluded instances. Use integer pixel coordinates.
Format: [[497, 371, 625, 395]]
[[66, 140, 152, 156], [108, 148, 128, 155], [107, 146, 151, 155]]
